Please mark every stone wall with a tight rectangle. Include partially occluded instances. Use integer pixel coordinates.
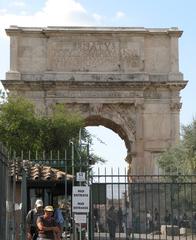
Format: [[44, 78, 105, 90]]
[[3, 26, 187, 174]]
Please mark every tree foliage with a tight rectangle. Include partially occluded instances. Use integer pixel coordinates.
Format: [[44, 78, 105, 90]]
[[0, 96, 39, 152], [158, 118, 196, 174], [182, 119, 196, 170], [158, 143, 190, 174], [0, 96, 83, 152], [0, 96, 105, 172], [37, 103, 84, 152], [157, 119, 196, 211]]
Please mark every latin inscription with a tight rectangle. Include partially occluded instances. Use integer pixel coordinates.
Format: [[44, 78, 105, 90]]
[[47, 38, 143, 72]]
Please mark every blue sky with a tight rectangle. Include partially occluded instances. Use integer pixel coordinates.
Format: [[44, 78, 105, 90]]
[[0, 0, 195, 170]]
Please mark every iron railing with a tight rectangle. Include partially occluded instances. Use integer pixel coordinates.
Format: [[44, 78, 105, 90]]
[[5, 151, 196, 240], [90, 172, 196, 240], [0, 143, 8, 240]]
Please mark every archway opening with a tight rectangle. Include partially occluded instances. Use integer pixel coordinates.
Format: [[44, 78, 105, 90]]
[[86, 126, 127, 174]]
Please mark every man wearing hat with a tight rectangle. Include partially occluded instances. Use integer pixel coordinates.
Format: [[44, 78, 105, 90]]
[[26, 199, 44, 240], [36, 205, 61, 240]]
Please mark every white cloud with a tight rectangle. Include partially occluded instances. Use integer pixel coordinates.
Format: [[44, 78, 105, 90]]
[[92, 13, 104, 22], [0, 0, 104, 81], [11, 0, 26, 7], [0, 8, 8, 14], [20, 10, 28, 15], [0, 0, 103, 38], [116, 11, 125, 19]]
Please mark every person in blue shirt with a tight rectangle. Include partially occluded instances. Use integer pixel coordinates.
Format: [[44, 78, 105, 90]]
[[54, 202, 65, 235]]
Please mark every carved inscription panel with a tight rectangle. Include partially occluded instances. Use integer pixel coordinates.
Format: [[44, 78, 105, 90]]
[[47, 37, 144, 72]]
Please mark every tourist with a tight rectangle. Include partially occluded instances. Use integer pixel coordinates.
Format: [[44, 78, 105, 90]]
[[36, 205, 61, 240], [154, 208, 160, 230], [164, 210, 171, 225], [26, 199, 44, 240], [93, 206, 100, 232], [122, 202, 132, 235], [117, 207, 123, 233], [54, 202, 65, 235], [107, 206, 117, 240], [146, 210, 153, 232]]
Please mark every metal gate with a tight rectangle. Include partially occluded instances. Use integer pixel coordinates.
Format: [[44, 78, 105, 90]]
[[0, 143, 8, 240], [90, 172, 196, 240], [2, 150, 196, 240]]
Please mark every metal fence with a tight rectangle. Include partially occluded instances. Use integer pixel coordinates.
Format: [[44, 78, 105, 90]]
[[90, 172, 196, 240], [3, 149, 196, 240], [6, 150, 75, 240], [0, 143, 8, 240]]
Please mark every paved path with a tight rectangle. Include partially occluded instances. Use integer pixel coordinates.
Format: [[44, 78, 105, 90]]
[[93, 232, 195, 240]]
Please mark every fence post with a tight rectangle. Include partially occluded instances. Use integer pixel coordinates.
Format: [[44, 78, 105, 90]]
[[0, 144, 8, 240], [20, 165, 27, 240]]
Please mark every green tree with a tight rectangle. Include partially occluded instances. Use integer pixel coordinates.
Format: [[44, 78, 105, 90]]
[[158, 118, 196, 174], [157, 119, 196, 213], [0, 96, 84, 153], [0, 96, 104, 173], [182, 119, 196, 171], [0, 96, 39, 153], [36, 103, 84, 152], [157, 143, 190, 175]]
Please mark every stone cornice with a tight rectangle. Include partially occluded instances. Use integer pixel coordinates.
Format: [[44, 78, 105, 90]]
[[6, 72, 184, 82], [2, 79, 188, 92], [6, 26, 183, 37]]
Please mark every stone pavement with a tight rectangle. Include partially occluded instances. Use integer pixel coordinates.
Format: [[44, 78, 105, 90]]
[[93, 232, 195, 240]]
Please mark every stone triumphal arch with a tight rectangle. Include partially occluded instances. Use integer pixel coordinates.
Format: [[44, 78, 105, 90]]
[[3, 26, 187, 174]]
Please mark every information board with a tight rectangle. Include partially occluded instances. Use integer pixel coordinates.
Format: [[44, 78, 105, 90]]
[[72, 186, 89, 213]]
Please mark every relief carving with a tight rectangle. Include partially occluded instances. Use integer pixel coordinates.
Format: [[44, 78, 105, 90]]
[[135, 99, 145, 110], [144, 86, 161, 99], [89, 103, 103, 115], [121, 49, 141, 68], [61, 103, 89, 114], [170, 102, 182, 111], [120, 42, 143, 70], [126, 152, 133, 182], [62, 102, 136, 140], [104, 104, 136, 134]]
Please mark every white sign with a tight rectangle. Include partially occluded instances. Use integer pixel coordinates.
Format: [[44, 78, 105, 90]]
[[72, 186, 89, 213], [74, 214, 87, 223], [76, 172, 86, 182]]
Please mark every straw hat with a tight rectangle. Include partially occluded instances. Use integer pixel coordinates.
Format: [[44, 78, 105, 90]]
[[44, 205, 54, 212]]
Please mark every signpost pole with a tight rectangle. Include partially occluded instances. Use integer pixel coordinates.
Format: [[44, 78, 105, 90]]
[[64, 149, 67, 239], [79, 129, 82, 240], [72, 186, 90, 240]]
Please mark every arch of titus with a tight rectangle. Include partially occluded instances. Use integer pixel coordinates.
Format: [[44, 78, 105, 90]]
[[3, 26, 187, 174]]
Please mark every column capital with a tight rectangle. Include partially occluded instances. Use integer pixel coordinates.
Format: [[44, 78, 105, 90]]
[[170, 102, 182, 111], [135, 99, 145, 110]]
